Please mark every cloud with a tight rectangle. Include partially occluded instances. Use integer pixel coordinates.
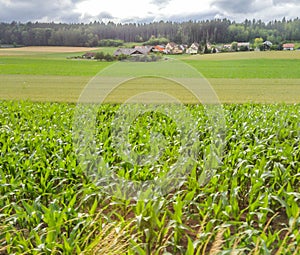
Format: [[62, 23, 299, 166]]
[[120, 10, 222, 24], [150, 0, 171, 7], [97, 12, 114, 20], [121, 15, 156, 24], [273, 0, 300, 5], [0, 0, 299, 24], [0, 0, 82, 22], [166, 10, 221, 22], [210, 0, 300, 21], [211, 0, 261, 14], [150, 0, 172, 11]]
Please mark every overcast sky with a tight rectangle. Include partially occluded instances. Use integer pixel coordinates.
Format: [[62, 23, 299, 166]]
[[1, 0, 300, 23]]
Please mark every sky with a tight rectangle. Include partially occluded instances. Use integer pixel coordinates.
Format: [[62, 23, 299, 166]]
[[0, 0, 300, 23]]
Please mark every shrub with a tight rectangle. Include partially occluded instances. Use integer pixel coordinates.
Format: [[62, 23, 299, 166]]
[[95, 52, 105, 60], [143, 36, 169, 46], [104, 53, 114, 62], [94, 52, 115, 61], [239, 45, 249, 51], [128, 54, 162, 62], [117, 54, 129, 61], [99, 39, 124, 47]]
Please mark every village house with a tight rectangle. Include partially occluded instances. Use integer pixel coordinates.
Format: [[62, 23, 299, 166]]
[[186, 42, 199, 54], [237, 42, 250, 51], [283, 43, 295, 50], [152, 45, 166, 53], [263, 41, 272, 50], [223, 44, 232, 50], [82, 52, 96, 59], [113, 47, 152, 57], [206, 42, 212, 50], [165, 42, 186, 54], [134, 45, 154, 54], [165, 42, 177, 53], [114, 48, 135, 56], [173, 44, 185, 54]]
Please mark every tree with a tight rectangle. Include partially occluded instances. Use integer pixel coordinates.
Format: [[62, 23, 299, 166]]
[[1, 18, 300, 47], [104, 53, 114, 62], [254, 37, 264, 50], [143, 35, 168, 46], [231, 42, 238, 52], [95, 52, 105, 60], [203, 45, 210, 54]]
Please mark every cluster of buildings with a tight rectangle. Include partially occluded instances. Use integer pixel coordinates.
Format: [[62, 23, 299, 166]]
[[113, 41, 297, 57], [113, 42, 200, 57], [81, 41, 297, 59]]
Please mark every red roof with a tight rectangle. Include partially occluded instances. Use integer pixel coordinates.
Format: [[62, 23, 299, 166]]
[[154, 45, 165, 52], [283, 43, 295, 48]]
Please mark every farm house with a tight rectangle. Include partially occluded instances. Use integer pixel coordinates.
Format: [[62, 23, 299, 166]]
[[186, 42, 200, 54], [283, 43, 295, 50]]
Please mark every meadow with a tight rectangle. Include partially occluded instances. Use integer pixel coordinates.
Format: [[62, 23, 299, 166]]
[[1, 48, 300, 103], [0, 47, 299, 254]]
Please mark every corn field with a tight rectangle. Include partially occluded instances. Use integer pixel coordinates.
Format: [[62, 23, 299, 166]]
[[0, 101, 299, 254]]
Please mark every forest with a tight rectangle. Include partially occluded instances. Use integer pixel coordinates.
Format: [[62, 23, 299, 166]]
[[0, 17, 300, 47]]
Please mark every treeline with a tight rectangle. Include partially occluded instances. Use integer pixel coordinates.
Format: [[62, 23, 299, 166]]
[[1, 18, 300, 47]]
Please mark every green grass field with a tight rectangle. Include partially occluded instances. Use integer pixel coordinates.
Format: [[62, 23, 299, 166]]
[[185, 58, 300, 79], [1, 49, 299, 103], [0, 57, 107, 76], [0, 47, 299, 254]]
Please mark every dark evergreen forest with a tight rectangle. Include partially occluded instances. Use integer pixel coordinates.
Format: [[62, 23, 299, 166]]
[[1, 17, 300, 47]]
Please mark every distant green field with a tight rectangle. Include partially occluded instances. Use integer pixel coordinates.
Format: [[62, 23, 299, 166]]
[[0, 57, 109, 76], [0, 48, 299, 103], [1, 56, 300, 78], [184, 59, 300, 79]]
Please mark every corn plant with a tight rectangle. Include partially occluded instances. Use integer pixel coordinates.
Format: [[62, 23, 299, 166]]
[[0, 101, 299, 254]]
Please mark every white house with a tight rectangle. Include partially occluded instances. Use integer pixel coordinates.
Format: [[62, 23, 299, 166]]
[[237, 42, 250, 50], [186, 42, 199, 54], [283, 43, 295, 50], [263, 41, 272, 50], [165, 42, 177, 53]]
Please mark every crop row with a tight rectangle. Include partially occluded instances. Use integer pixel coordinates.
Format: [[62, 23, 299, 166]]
[[0, 101, 299, 254]]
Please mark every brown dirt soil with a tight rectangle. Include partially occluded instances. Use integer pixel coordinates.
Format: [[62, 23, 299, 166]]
[[183, 50, 300, 60], [0, 46, 100, 53]]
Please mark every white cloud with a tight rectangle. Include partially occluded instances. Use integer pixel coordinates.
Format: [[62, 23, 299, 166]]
[[273, 0, 300, 5], [0, 0, 299, 23], [75, 0, 154, 22], [75, 0, 217, 23], [73, 0, 300, 23], [0, 0, 82, 22], [150, 0, 171, 8]]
